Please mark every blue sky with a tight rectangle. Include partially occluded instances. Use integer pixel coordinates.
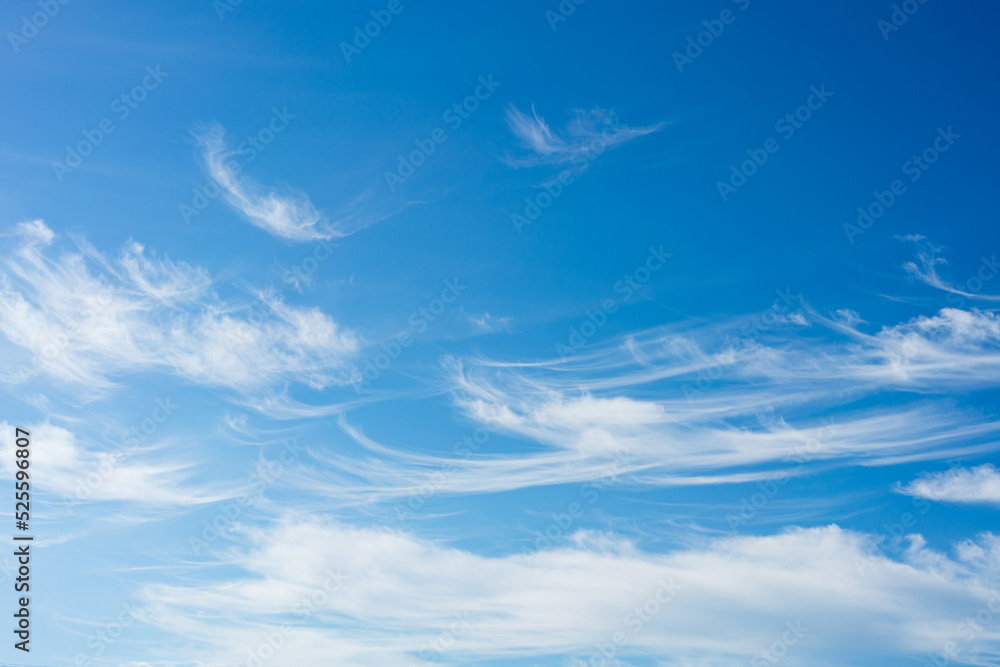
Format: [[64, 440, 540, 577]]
[[2, 0, 1000, 665]]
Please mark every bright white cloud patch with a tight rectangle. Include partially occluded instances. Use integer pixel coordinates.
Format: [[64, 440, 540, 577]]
[[0, 221, 359, 393], [137, 519, 1000, 666], [0, 420, 234, 509], [899, 465, 1000, 505]]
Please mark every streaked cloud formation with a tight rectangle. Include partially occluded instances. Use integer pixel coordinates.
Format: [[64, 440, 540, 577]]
[[503, 104, 664, 168], [901, 235, 1000, 302], [3, 3, 997, 664], [7, 220, 999, 666], [284, 306, 1000, 505], [0, 220, 359, 394], [899, 465, 1000, 505], [1, 420, 233, 508]]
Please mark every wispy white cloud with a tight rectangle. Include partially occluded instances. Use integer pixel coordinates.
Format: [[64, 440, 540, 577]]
[[467, 311, 512, 333], [0, 221, 359, 394], [900, 235, 1000, 302], [196, 123, 333, 242], [503, 104, 664, 169], [0, 421, 234, 509], [276, 307, 1000, 503], [196, 122, 412, 243], [134, 519, 1000, 666], [899, 465, 1000, 505], [646, 303, 1000, 392]]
